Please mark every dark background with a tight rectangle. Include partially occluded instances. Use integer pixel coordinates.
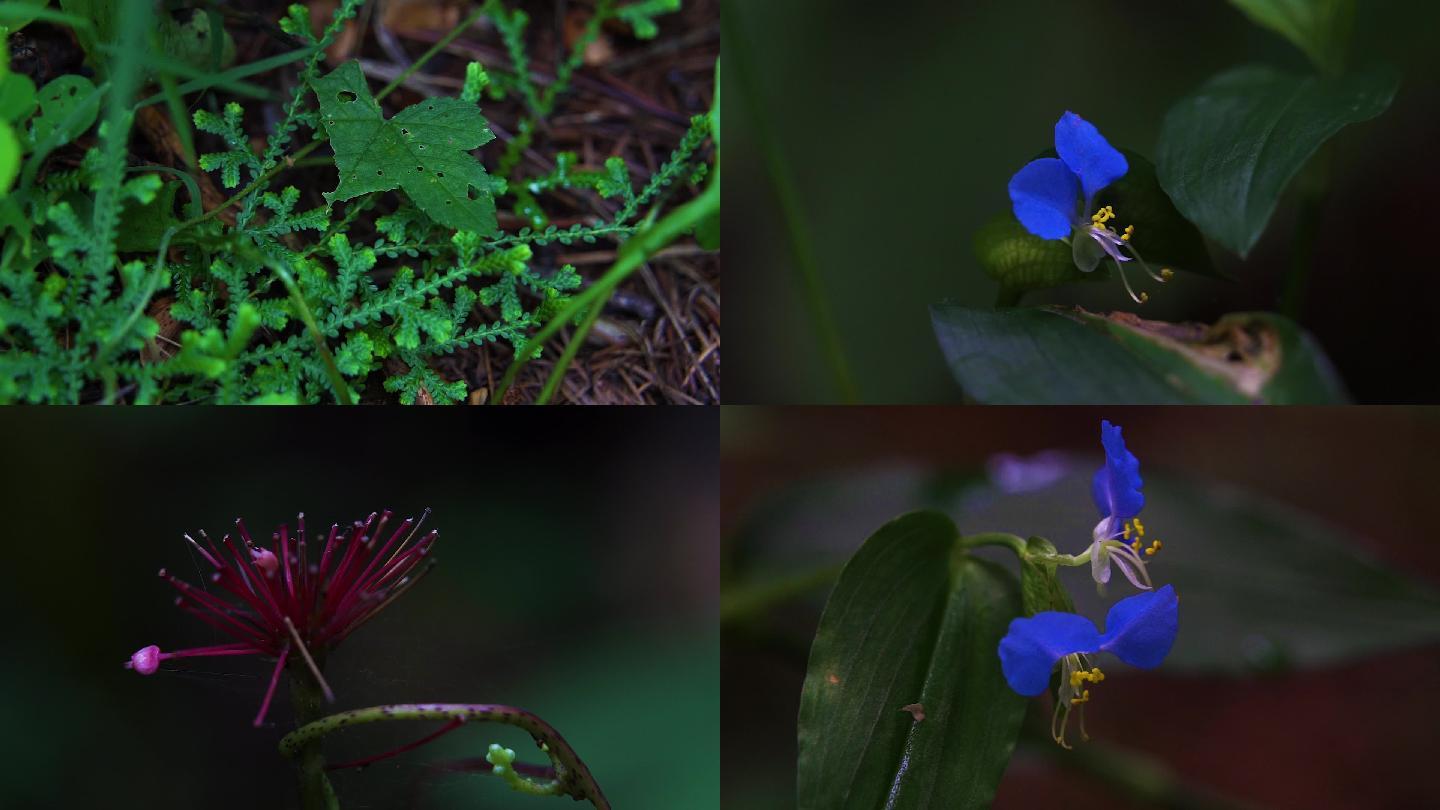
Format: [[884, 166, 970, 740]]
[[721, 406, 1440, 809], [0, 409, 717, 809], [726, 0, 1440, 403]]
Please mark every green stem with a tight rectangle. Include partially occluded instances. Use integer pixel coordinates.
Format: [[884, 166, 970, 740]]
[[289, 674, 338, 810], [960, 532, 1028, 556], [493, 177, 719, 402], [723, 1, 858, 403], [279, 703, 611, 810], [535, 297, 602, 404]]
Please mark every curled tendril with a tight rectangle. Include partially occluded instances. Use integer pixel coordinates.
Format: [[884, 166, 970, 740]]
[[278, 703, 610, 809]]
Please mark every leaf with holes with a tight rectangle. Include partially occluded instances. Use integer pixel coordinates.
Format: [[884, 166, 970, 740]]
[[311, 61, 499, 236]]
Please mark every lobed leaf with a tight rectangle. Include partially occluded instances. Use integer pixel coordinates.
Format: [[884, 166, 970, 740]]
[[311, 61, 499, 236]]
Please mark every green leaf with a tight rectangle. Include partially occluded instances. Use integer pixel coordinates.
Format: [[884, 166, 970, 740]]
[[797, 511, 1025, 810], [1157, 64, 1398, 257], [311, 61, 499, 236], [0, 120, 18, 194], [0, 71, 37, 124], [1227, 0, 1354, 74], [695, 209, 719, 249], [26, 73, 100, 149], [929, 304, 1348, 404], [0, 0, 54, 32]]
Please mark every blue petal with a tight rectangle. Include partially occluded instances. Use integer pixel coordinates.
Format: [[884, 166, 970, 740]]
[[1090, 420, 1144, 523], [1098, 584, 1179, 669], [1008, 157, 1078, 240], [1054, 111, 1128, 204], [998, 611, 1103, 696]]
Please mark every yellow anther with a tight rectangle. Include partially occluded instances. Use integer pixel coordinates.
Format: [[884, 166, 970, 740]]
[[1071, 689, 1091, 705], [1154, 540, 1163, 549], [1124, 224, 1134, 235], [1133, 519, 1144, 536], [1090, 667, 1104, 681], [1091, 206, 1117, 227], [1131, 539, 1140, 552], [1121, 232, 1131, 241], [1122, 523, 1131, 540], [1145, 546, 1156, 556], [1160, 268, 1174, 280]]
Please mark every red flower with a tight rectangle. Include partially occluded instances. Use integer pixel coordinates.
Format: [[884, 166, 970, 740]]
[[126, 510, 437, 726]]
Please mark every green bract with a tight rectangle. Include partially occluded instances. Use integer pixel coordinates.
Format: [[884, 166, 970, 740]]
[[312, 61, 501, 236]]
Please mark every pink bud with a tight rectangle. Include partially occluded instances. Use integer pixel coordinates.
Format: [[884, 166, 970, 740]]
[[130, 645, 161, 675], [251, 547, 279, 577]]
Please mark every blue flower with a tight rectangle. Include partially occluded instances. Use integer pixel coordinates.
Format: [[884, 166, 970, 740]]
[[1087, 420, 1161, 590], [1007, 112, 1172, 304], [998, 585, 1179, 746]]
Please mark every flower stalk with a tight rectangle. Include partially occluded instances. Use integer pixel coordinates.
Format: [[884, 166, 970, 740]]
[[290, 670, 339, 810], [279, 703, 611, 810]]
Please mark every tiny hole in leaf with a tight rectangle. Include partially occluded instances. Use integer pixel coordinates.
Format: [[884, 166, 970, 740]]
[[338, 90, 357, 102], [436, 171, 444, 178], [467, 185, 479, 201], [376, 170, 384, 176], [68, 87, 78, 97], [401, 128, 409, 136], [416, 166, 424, 172]]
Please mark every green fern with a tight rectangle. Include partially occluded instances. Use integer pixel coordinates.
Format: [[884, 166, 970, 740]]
[[0, 0, 704, 404]]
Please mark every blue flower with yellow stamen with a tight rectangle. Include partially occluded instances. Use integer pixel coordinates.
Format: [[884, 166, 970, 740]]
[[998, 585, 1180, 746], [1007, 112, 1173, 303], [1087, 420, 1162, 590]]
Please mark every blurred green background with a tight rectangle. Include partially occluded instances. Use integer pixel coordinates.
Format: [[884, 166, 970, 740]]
[[0, 409, 717, 809], [726, 0, 1440, 403], [721, 406, 1440, 808]]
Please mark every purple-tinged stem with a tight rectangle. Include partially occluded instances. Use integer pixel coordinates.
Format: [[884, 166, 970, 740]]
[[327, 718, 465, 771], [279, 703, 610, 810]]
